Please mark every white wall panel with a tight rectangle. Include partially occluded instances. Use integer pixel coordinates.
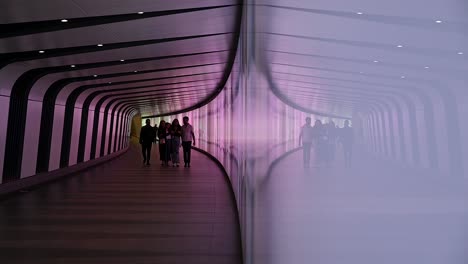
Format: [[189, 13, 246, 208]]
[[68, 108, 82, 166], [95, 111, 105, 158], [0, 96, 10, 183], [48, 105, 66, 171], [103, 112, 112, 155], [20, 100, 42, 178], [84, 110, 95, 162]]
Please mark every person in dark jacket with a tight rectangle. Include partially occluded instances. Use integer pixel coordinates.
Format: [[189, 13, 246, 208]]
[[163, 122, 172, 167], [140, 119, 156, 165], [157, 120, 167, 166], [153, 124, 158, 144], [170, 119, 182, 167]]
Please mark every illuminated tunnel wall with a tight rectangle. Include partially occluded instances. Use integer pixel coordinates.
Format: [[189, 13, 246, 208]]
[[0, 1, 242, 186]]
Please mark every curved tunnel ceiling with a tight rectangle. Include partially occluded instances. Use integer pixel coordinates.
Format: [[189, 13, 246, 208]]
[[0, 0, 242, 117], [256, 0, 468, 119], [0, 0, 242, 180]]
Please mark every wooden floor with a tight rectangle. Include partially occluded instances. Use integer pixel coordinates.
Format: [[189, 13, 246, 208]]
[[0, 144, 242, 264]]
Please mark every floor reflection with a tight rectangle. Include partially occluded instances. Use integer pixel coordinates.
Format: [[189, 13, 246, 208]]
[[255, 149, 468, 264]]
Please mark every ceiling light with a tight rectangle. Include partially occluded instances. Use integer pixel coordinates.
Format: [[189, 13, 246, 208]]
[[373, 60, 379, 63], [108, 82, 112, 84], [93, 75, 98, 77], [356, 12, 363, 15], [137, 11, 144, 15], [120, 59, 125, 62], [435, 20, 442, 23], [359, 71, 364, 74], [97, 44, 104, 47], [401, 76, 406, 79], [71, 65, 76, 68], [458, 51, 464, 55], [424, 66, 430, 69], [397, 45, 403, 48], [38, 50, 45, 54], [61, 19, 68, 23], [134, 70, 138, 73]]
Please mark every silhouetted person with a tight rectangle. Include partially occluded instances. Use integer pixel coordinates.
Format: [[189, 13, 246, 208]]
[[170, 119, 182, 167], [163, 122, 172, 167], [299, 117, 314, 168], [340, 120, 354, 167], [153, 124, 158, 144], [157, 120, 166, 166], [181, 116, 196, 167], [140, 119, 156, 165]]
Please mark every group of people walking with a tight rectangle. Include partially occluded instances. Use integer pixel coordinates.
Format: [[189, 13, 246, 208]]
[[299, 117, 354, 168], [139, 116, 196, 168]]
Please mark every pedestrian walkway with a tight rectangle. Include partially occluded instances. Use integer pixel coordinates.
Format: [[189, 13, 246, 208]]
[[0, 144, 242, 264]]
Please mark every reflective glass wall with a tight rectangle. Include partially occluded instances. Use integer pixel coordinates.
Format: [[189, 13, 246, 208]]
[[148, 1, 468, 263]]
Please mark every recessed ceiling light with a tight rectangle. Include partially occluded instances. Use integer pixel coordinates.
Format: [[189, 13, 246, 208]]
[[424, 66, 430, 69], [137, 11, 144, 15], [356, 12, 363, 15], [108, 82, 112, 84], [38, 50, 45, 54], [120, 59, 125, 62], [70, 65, 76, 68], [458, 51, 464, 55], [61, 19, 68, 23], [397, 45, 403, 48], [435, 20, 442, 23], [93, 75, 98, 77], [134, 70, 138, 73], [97, 44, 104, 47], [401, 76, 406, 79], [373, 60, 379, 63]]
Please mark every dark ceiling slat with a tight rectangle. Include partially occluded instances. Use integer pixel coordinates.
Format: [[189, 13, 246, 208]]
[[0, 4, 237, 38]]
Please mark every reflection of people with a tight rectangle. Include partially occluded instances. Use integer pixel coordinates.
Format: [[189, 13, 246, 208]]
[[181, 116, 196, 167], [157, 120, 166, 166], [340, 120, 354, 167], [313, 120, 328, 164], [140, 119, 156, 165], [299, 117, 313, 168], [170, 119, 182, 167], [327, 121, 337, 162]]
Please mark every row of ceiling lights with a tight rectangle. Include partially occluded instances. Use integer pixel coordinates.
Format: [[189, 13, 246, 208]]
[[359, 70, 409, 79], [91, 70, 139, 78], [356, 12, 445, 24], [69, 58, 128, 68], [37, 11, 460, 83], [356, 12, 462, 54], [38, 42, 105, 53]]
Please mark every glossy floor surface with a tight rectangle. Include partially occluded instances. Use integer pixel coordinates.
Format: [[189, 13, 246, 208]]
[[255, 147, 468, 264], [0, 144, 242, 264]]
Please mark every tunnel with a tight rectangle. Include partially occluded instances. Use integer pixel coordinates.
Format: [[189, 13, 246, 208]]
[[1, 1, 468, 263]]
